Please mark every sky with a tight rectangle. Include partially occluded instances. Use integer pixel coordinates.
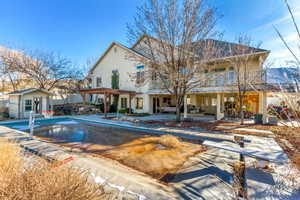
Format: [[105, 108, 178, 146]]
[[0, 0, 299, 67]]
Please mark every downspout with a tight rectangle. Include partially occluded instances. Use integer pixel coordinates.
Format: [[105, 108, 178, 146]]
[[18, 95, 21, 119], [20, 94, 24, 119]]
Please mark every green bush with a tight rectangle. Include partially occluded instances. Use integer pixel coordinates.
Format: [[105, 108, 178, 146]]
[[109, 104, 117, 113], [118, 108, 132, 114]]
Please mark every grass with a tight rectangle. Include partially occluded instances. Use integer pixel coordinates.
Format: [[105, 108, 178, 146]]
[[0, 138, 109, 200]]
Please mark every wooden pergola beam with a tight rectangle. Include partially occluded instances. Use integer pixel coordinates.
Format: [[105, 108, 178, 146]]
[[79, 87, 137, 95]]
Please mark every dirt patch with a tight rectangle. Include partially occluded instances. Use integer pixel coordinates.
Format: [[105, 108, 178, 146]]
[[36, 133, 206, 181], [97, 135, 206, 180]]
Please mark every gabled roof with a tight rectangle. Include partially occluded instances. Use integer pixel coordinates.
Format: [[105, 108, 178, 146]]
[[89, 42, 148, 74], [191, 39, 269, 60], [132, 35, 269, 60], [8, 88, 52, 96]]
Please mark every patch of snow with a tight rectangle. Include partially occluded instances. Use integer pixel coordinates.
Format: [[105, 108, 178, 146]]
[[94, 176, 106, 184], [107, 183, 125, 191], [12, 125, 39, 131], [127, 190, 146, 200], [55, 120, 79, 125]]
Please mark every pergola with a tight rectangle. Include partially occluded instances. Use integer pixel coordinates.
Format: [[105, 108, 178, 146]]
[[79, 88, 137, 116]]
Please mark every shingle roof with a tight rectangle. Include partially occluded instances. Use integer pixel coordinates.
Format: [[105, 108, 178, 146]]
[[191, 39, 269, 60], [8, 88, 51, 95]]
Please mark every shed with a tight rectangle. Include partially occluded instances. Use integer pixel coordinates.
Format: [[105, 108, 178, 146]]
[[8, 88, 52, 119]]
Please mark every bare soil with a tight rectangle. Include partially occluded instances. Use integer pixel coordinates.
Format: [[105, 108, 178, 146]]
[[36, 134, 206, 180]]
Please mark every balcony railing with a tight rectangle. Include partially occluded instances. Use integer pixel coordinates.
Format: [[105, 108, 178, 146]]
[[149, 70, 266, 89]]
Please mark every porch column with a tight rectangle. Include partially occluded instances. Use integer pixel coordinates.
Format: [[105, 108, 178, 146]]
[[129, 94, 132, 114], [216, 93, 224, 120], [184, 95, 188, 118], [104, 93, 107, 117], [259, 91, 267, 124]]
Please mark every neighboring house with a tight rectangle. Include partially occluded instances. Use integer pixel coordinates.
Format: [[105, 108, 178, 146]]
[[83, 36, 270, 120], [8, 88, 52, 119]]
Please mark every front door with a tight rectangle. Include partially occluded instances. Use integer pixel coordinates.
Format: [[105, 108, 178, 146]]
[[152, 97, 160, 113], [33, 97, 42, 113]]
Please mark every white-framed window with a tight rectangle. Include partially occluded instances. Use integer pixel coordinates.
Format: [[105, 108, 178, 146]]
[[151, 72, 158, 81], [204, 97, 209, 106], [96, 77, 102, 87], [136, 65, 145, 84], [228, 71, 236, 85], [211, 98, 217, 106], [121, 98, 127, 109], [136, 98, 143, 109], [25, 99, 32, 111]]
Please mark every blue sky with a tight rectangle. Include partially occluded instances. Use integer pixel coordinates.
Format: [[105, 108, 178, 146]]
[[0, 0, 299, 67]]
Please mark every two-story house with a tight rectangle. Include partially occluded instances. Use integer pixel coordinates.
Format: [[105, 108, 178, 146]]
[[81, 35, 271, 121]]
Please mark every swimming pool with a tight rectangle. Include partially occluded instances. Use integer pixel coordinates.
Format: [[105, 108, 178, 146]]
[[2, 117, 151, 146]]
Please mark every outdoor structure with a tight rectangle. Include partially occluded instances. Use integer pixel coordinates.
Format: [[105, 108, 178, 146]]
[[8, 88, 52, 119], [80, 87, 138, 116], [84, 36, 271, 121]]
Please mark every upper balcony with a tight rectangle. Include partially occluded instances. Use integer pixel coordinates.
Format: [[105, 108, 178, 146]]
[[149, 70, 267, 90]]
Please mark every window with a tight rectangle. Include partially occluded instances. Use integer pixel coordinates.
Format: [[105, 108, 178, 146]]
[[25, 99, 32, 111], [136, 98, 143, 109], [228, 71, 236, 85], [216, 73, 225, 86], [211, 98, 217, 106], [151, 72, 158, 81], [96, 77, 102, 87], [136, 65, 145, 84], [136, 71, 145, 84], [163, 97, 171, 105], [204, 97, 209, 106], [121, 98, 127, 109]]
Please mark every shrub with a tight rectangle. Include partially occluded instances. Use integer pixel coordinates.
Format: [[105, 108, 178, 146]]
[[0, 107, 9, 119], [0, 139, 108, 200], [109, 104, 117, 113], [118, 108, 132, 114]]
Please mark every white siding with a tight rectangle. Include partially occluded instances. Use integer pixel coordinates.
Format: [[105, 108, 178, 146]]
[[91, 44, 151, 113]]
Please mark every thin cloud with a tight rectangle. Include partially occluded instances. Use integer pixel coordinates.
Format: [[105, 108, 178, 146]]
[[251, 4, 300, 32]]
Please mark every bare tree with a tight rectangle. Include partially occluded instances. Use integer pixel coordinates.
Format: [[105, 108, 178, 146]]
[[127, 0, 221, 121], [226, 34, 267, 124], [0, 49, 24, 92], [272, 0, 300, 127], [58, 60, 91, 104], [0, 48, 72, 91]]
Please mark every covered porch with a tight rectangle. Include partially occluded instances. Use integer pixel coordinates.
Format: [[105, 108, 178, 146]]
[[150, 91, 267, 122]]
